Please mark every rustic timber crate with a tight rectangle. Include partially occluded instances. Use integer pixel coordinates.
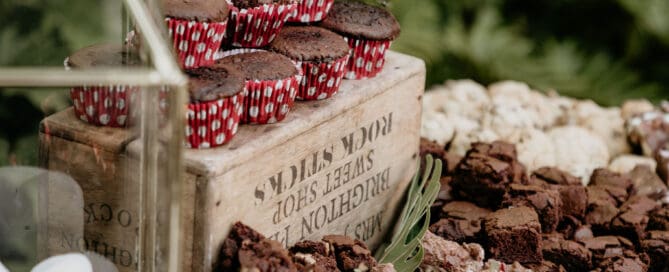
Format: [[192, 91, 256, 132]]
[[39, 51, 426, 272]]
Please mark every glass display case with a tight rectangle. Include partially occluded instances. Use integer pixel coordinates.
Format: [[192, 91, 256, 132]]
[[0, 0, 187, 271]]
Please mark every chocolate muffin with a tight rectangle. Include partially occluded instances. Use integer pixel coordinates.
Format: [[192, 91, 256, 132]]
[[320, 1, 400, 41], [270, 26, 350, 101], [215, 50, 300, 124], [66, 43, 141, 127], [186, 66, 245, 102], [162, 0, 229, 22], [231, 0, 294, 9], [216, 51, 298, 81], [185, 65, 246, 148], [320, 1, 401, 79], [224, 0, 298, 48]]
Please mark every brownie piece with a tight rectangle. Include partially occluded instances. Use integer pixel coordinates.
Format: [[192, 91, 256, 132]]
[[322, 235, 377, 271], [620, 195, 660, 214], [541, 233, 592, 271], [593, 250, 649, 272], [470, 141, 528, 184], [218, 222, 266, 271], [270, 26, 350, 62], [585, 186, 623, 233], [162, 0, 230, 22], [648, 205, 669, 231], [320, 1, 401, 40], [483, 206, 543, 264], [533, 167, 582, 186], [430, 201, 491, 243], [215, 51, 298, 81], [640, 231, 669, 272], [610, 196, 659, 243], [186, 65, 246, 102], [238, 239, 297, 272], [290, 240, 340, 272], [451, 153, 513, 208], [590, 168, 634, 193], [579, 236, 635, 264], [502, 184, 563, 232], [555, 185, 588, 220], [628, 165, 667, 199], [528, 261, 567, 272]]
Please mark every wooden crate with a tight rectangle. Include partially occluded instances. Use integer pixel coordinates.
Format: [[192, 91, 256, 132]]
[[40, 51, 426, 272]]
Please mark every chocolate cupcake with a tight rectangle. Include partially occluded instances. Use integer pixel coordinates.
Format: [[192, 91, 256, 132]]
[[163, 0, 230, 68], [65, 43, 140, 127], [289, 0, 334, 23], [215, 49, 300, 124], [320, 1, 400, 79], [185, 65, 246, 149], [269, 26, 350, 101], [224, 0, 299, 48]]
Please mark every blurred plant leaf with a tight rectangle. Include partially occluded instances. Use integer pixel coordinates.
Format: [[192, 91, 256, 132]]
[[617, 0, 669, 44], [376, 155, 441, 271]]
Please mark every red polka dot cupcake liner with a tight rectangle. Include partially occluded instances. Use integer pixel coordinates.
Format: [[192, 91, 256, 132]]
[[166, 17, 228, 68], [185, 92, 245, 149], [217, 49, 301, 124], [224, 0, 298, 48], [296, 55, 349, 101], [70, 85, 139, 127], [344, 38, 392, 80], [289, 0, 334, 23]]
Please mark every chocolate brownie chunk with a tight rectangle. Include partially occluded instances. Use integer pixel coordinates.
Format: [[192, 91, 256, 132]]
[[322, 235, 377, 271], [590, 168, 634, 193], [503, 184, 563, 232], [215, 51, 298, 81], [451, 148, 521, 208], [528, 261, 567, 272], [542, 233, 592, 271], [620, 195, 660, 214], [640, 231, 669, 272], [290, 240, 340, 272], [270, 26, 350, 62], [610, 196, 660, 243], [579, 236, 634, 264], [554, 185, 588, 220], [648, 205, 669, 231], [585, 186, 626, 233], [186, 65, 246, 102], [320, 1, 401, 40], [430, 201, 491, 243], [66, 43, 140, 69], [238, 239, 297, 272], [628, 165, 667, 199], [533, 167, 582, 186], [588, 185, 629, 206], [483, 206, 543, 264], [593, 250, 649, 272], [162, 0, 229, 22], [218, 222, 266, 271]]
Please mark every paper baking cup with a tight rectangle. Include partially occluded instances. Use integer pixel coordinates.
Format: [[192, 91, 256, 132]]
[[166, 17, 228, 68], [344, 38, 392, 80], [70, 85, 138, 127], [289, 0, 334, 23], [296, 55, 349, 101], [224, 1, 298, 48], [217, 49, 301, 124], [185, 92, 245, 149]]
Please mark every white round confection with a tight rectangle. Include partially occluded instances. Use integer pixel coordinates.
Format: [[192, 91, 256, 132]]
[[421, 111, 456, 147], [548, 126, 610, 185], [481, 103, 538, 140], [511, 128, 557, 173], [31, 253, 93, 272], [546, 94, 578, 126], [609, 154, 657, 173], [578, 106, 630, 158], [425, 79, 490, 121], [449, 127, 500, 157], [621, 99, 655, 120]]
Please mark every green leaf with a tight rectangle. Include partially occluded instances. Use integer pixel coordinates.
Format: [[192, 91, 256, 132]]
[[376, 155, 441, 271]]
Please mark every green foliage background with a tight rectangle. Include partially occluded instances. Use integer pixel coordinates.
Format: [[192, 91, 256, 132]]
[[1, 0, 668, 166]]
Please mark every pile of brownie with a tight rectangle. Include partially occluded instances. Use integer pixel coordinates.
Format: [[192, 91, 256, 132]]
[[421, 139, 669, 272], [217, 222, 393, 272]]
